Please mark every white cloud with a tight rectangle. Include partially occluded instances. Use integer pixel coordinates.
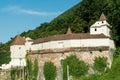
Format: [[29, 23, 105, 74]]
[[2, 6, 62, 16]]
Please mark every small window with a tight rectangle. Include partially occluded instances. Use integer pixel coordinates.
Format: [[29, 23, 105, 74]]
[[19, 47, 21, 49], [90, 51, 92, 54], [95, 28, 97, 31], [99, 49, 102, 52]]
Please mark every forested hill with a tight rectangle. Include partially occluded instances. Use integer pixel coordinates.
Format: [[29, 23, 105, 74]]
[[1, 0, 120, 51], [20, 0, 120, 46]]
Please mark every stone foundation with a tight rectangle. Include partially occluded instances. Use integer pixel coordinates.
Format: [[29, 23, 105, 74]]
[[29, 48, 112, 80]]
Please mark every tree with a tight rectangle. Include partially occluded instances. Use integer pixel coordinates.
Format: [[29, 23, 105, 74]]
[[0, 50, 11, 66], [10, 67, 22, 80], [43, 62, 57, 80], [93, 57, 107, 73], [64, 55, 88, 79], [25, 54, 33, 80], [62, 60, 68, 80], [10, 67, 16, 80], [33, 58, 39, 80], [114, 47, 120, 58]]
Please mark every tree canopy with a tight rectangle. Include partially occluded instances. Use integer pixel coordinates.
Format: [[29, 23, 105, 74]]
[[19, 0, 120, 46]]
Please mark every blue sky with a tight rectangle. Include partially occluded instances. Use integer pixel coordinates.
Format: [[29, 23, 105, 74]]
[[0, 0, 81, 43]]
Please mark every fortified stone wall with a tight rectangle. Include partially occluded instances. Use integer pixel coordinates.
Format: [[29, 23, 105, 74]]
[[29, 50, 111, 80]]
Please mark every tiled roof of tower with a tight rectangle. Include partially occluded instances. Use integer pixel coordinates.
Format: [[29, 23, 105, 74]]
[[66, 27, 72, 35], [33, 33, 109, 44], [12, 35, 25, 45], [99, 13, 107, 21]]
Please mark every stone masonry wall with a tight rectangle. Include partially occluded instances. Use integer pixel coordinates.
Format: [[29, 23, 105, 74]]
[[29, 50, 111, 80]]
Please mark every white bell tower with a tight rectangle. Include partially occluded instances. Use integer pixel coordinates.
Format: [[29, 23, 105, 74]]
[[10, 35, 26, 67], [90, 13, 112, 37]]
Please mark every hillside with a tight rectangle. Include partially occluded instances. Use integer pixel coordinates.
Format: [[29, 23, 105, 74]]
[[20, 0, 120, 46]]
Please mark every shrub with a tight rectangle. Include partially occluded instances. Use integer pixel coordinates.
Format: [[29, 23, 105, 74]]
[[100, 56, 120, 80], [33, 58, 39, 80], [93, 57, 107, 73], [43, 62, 57, 80], [10, 67, 23, 80], [25, 55, 39, 80], [0, 50, 11, 66], [64, 55, 89, 79], [114, 47, 120, 58], [26, 54, 33, 79]]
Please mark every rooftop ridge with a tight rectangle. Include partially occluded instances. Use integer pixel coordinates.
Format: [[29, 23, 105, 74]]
[[33, 33, 108, 44]]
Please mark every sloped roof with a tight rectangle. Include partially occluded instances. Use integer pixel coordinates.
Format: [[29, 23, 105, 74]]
[[33, 33, 109, 44], [66, 27, 72, 35], [12, 35, 25, 45], [99, 13, 107, 21]]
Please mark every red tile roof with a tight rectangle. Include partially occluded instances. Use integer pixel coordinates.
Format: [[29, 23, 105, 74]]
[[33, 33, 109, 44], [12, 35, 25, 45]]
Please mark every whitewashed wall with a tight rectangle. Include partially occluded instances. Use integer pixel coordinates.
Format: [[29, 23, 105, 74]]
[[10, 58, 26, 67], [10, 45, 27, 67], [31, 38, 110, 51], [90, 27, 102, 34], [10, 45, 26, 58], [31, 40, 71, 50], [25, 41, 33, 51], [109, 39, 115, 49], [70, 38, 109, 47], [90, 26, 110, 37], [90, 20, 111, 37]]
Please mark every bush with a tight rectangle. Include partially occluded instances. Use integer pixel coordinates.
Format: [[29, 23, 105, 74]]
[[43, 62, 57, 80], [93, 57, 107, 73], [0, 50, 11, 66], [33, 58, 39, 80], [26, 54, 33, 79], [114, 47, 120, 58], [100, 56, 120, 80], [64, 55, 89, 79], [25, 55, 39, 80], [10, 67, 23, 80]]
